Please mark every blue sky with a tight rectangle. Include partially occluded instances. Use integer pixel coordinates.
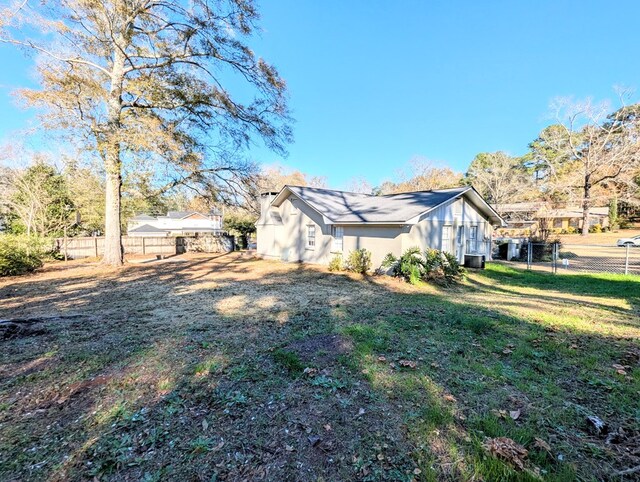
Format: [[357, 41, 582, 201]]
[[1, 0, 639, 189]]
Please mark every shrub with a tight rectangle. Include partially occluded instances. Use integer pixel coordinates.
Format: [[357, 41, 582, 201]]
[[345, 248, 372, 274], [382, 247, 464, 285], [589, 223, 603, 234], [328, 253, 344, 271], [0, 235, 46, 276]]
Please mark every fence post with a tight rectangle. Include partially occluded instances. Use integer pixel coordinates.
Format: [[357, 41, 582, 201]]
[[552, 242, 558, 274], [142, 237, 146, 255], [94, 237, 99, 258], [625, 244, 630, 276], [527, 241, 532, 270]]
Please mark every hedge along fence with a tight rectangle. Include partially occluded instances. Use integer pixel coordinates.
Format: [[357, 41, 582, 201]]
[[54, 235, 235, 259]]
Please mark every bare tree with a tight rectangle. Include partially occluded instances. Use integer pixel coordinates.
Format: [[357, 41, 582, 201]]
[[540, 97, 640, 235], [379, 158, 462, 194], [465, 152, 529, 213], [344, 176, 373, 194], [1, 0, 291, 265]]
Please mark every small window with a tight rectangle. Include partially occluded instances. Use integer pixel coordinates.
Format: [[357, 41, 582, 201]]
[[331, 226, 344, 252], [469, 226, 478, 252], [307, 225, 316, 249], [553, 218, 563, 228], [442, 225, 451, 251]]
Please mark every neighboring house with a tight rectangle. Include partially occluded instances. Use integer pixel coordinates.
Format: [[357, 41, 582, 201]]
[[498, 202, 609, 236], [256, 185, 505, 267], [127, 210, 223, 236]]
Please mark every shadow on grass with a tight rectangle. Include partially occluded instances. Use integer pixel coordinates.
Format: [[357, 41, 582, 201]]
[[0, 255, 638, 481]]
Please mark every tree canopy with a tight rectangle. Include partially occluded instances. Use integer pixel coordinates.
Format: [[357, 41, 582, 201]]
[[2, 0, 291, 264]]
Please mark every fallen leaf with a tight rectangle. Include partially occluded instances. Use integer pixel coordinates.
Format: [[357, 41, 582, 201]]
[[212, 440, 225, 452], [377, 355, 386, 362], [430, 362, 440, 368], [510, 409, 521, 420], [285, 444, 294, 452], [483, 437, 528, 470], [491, 409, 508, 419], [503, 348, 513, 355], [308, 435, 321, 446], [303, 367, 317, 376], [586, 415, 608, 435], [399, 359, 417, 369], [356, 407, 365, 417], [444, 394, 456, 403], [413, 468, 422, 475], [324, 424, 332, 431], [569, 344, 578, 349], [533, 437, 551, 452], [377, 453, 385, 461], [202, 419, 208, 431]]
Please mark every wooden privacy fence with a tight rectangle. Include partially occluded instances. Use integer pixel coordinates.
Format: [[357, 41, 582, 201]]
[[54, 235, 235, 259]]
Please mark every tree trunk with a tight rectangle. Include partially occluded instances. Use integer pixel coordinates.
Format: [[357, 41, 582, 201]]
[[103, 150, 123, 265], [101, 48, 126, 266], [581, 174, 591, 236]]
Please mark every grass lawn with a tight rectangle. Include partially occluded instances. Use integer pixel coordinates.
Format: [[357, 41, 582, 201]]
[[0, 254, 639, 481]]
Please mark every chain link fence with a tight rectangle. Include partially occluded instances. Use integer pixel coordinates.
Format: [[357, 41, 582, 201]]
[[510, 242, 640, 275]]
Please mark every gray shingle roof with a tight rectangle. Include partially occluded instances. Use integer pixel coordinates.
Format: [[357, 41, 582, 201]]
[[131, 214, 156, 221], [283, 186, 471, 223], [128, 224, 168, 233], [166, 211, 194, 219]]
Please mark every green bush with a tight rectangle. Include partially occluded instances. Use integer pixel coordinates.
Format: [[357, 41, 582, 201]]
[[345, 248, 372, 274], [0, 235, 46, 276], [328, 253, 344, 271], [589, 223, 603, 234], [382, 247, 464, 285]]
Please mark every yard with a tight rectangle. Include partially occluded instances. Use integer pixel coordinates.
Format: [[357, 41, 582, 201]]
[[0, 254, 639, 481]]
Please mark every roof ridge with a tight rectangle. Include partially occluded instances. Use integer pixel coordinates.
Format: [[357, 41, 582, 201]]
[[287, 185, 374, 197]]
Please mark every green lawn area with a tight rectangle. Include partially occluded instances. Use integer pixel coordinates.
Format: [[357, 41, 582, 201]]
[[0, 255, 638, 481]]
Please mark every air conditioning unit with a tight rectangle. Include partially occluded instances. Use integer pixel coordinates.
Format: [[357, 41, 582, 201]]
[[464, 254, 485, 269]]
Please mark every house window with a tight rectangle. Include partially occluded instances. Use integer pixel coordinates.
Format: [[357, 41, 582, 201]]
[[331, 226, 344, 252], [553, 218, 563, 229], [469, 226, 478, 252], [442, 225, 452, 252], [307, 225, 316, 249]]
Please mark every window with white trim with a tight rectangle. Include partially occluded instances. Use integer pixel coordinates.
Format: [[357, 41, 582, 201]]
[[307, 224, 316, 249], [331, 226, 344, 252], [469, 226, 478, 252], [442, 225, 452, 251]]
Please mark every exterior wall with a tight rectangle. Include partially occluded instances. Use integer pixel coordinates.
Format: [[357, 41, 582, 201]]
[[257, 196, 334, 264], [342, 225, 406, 268], [402, 198, 494, 262]]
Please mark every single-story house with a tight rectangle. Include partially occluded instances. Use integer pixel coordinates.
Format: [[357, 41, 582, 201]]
[[127, 210, 223, 236], [256, 185, 506, 268]]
